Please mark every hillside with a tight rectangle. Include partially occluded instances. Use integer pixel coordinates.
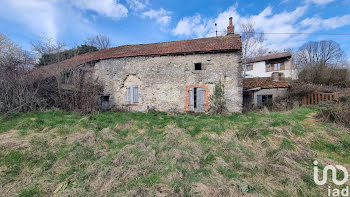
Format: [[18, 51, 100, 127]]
[[0, 107, 349, 196]]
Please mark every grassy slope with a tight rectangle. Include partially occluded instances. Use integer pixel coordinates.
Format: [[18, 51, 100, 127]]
[[0, 107, 349, 196]]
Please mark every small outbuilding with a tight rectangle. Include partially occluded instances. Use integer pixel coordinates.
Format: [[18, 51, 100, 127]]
[[243, 77, 290, 111]]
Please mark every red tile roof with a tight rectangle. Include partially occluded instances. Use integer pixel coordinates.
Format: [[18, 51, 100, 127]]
[[243, 77, 290, 90], [33, 35, 241, 79], [245, 52, 291, 64]]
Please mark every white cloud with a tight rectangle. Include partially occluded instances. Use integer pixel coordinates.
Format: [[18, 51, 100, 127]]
[[281, 0, 292, 4], [71, 0, 128, 20], [301, 14, 350, 31], [142, 8, 172, 25], [126, 0, 148, 11], [0, 0, 58, 40], [0, 0, 132, 42], [172, 5, 350, 51], [306, 0, 335, 5], [172, 6, 308, 49], [173, 15, 205, 36]]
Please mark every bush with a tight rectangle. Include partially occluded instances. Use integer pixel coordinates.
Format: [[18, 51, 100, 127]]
[[0, 67, 103, 116], [54, 68, 103, 114], [0, 71, 47, 115], [319, 95, 350, 127], [210, 80, 227, 114]]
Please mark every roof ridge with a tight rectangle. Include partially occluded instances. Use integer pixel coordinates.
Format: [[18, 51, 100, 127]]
[[103, 34, 241, 50], [245, 52, 291, 64]]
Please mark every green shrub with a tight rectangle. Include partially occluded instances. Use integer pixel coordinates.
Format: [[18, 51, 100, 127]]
[[210, 80, 226, 114]]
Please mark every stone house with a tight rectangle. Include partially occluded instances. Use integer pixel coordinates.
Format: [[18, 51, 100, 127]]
[[37, 18, 243, 113]]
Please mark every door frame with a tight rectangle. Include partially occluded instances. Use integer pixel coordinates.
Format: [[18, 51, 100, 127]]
[[184, 85, 210, 112]]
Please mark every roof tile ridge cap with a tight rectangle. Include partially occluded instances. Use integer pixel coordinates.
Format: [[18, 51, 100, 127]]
[[114, 36, 235, 47], [249, 51, 292, 59]]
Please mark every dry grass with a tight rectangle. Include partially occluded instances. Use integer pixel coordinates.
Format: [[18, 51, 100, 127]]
[[0, 107, 348, 196]]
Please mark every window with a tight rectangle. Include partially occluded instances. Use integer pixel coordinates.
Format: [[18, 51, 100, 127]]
[[245, 64, 253, 71], [266, 64, 271, 72], [125, 85, 139, 104], [101, 96, 110, 110], [274, 63, 281, 71], [257, 95, 273, 106], [194, 63, 202, 70]]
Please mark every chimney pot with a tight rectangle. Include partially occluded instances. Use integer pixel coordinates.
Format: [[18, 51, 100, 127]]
[[227, 17, 235, 35]]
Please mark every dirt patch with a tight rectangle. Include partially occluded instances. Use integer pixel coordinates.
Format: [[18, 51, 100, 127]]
[[65, 131, 96, 147], [99, 128, 116, 140], [115, 120, 135, 130], [0, 130, 29, 149]]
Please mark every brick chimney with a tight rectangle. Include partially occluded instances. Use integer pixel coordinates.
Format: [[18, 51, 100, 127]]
[[227, 17, 235, 35]]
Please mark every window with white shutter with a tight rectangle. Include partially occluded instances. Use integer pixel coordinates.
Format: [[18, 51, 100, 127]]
[[197, 88, 205, 112], [125, 85, 139, 104], [189, 88, 194, 111], [133, 86, 139, 104]]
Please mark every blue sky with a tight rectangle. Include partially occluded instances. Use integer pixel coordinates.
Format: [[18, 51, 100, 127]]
[[1, 0, 350, 60]]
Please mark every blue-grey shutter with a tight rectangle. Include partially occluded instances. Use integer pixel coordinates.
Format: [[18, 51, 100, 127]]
[[126, 86, 131, 104], [198, 88, 206, 112], [189, 88, 194, 111], [257, 95, 262, 106], [133, 86, 139, 104]]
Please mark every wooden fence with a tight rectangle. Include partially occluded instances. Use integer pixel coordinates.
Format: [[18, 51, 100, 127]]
[[302, 92, 341, 105]]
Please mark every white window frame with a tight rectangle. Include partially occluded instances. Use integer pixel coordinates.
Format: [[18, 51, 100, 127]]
[[274, 63, 281, 71]]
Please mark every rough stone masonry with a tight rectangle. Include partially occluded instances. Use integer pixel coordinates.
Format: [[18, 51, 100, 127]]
[[94, 51, 242, 112], [38, 18, 243, 113]]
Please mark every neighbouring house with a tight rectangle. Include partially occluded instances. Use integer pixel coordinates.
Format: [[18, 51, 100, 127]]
[[35, 18, 243, 113], [243, 77, 290, 111], [244, 52, 298, 80]]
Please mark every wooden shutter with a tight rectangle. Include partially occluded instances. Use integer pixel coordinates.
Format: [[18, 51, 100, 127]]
[[281, 62, 285, 70], [197, 88, 206, 112], [189, 88, 194, 111], [125, 86, 131, 104], [133, 86, 139, 104]]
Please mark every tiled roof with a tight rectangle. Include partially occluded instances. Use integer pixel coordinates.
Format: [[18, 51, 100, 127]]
[[33, 35, 241, 79], [245, 52, 291, 64], [243, 77, 290, 90]]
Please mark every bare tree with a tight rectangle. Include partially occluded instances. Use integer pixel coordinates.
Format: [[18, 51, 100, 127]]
[[240, 21, 267, 59], [0, 34, 104, 116], [240, 21, 268, 77], [0, 34, 41, 115], [0, 33, 34, 71], [31, 35, 66, 57], [296, 40, 349, 87], [295, 40, 346, 69], [84, 34, 111, 50]]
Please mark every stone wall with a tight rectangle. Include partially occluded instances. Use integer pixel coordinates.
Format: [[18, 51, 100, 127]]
[[92, 51, 242, 113], [252, 88, 289, 105]]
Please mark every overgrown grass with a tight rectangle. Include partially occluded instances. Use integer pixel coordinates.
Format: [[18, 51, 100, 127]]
[[0, 106, 344, 196]]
